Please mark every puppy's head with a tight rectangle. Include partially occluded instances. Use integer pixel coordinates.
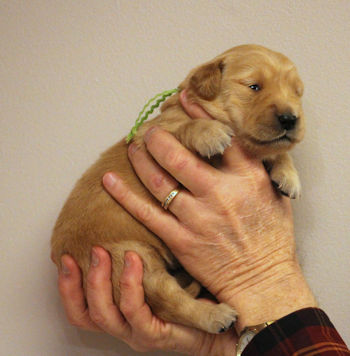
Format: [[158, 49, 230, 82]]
[[182, 44, 305, 156]]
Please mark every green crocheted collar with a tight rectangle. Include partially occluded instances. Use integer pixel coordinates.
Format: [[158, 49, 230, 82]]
[[126, 88, 179, 143]]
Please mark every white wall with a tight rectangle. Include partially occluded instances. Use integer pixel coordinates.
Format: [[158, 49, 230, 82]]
[[1, 1, 349, 355]]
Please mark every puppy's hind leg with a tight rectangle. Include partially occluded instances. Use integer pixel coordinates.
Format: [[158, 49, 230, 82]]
[[171, 268, 202, 297], [143, 268, 237, 334], [106, 241, 236, 333]]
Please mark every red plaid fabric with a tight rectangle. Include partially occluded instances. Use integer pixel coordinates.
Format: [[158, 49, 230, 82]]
[[243, 308, 349, 355]]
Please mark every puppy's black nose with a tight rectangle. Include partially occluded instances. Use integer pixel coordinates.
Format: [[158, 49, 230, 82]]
[[277, 113, 298, 131]]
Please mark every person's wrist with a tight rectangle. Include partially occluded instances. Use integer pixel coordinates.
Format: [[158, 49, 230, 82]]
[[220, 260, 317, 334]]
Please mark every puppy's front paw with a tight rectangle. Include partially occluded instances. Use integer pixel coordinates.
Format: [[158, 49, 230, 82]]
[[271, 169, 301, 199], [206, 303, 237, 334], [194, 121, 234, 158]]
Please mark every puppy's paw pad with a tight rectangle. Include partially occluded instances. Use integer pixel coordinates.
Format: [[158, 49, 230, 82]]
[[207, 303, 237, 334], [271, 172, 301, 199], [196, 123, 234, 158]]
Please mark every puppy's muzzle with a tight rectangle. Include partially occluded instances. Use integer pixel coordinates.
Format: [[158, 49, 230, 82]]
[[277, 113, 298, 131]]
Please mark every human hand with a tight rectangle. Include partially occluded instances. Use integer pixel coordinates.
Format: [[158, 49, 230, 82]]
[[57, 247, 237, 355], [103, 90, 316, 332]]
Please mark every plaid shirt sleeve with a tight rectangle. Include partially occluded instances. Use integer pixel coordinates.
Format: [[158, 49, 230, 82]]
[[243, 308, 350, 355]]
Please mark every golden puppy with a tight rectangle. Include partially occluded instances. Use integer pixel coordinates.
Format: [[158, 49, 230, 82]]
[[51, 44, 305, 333]]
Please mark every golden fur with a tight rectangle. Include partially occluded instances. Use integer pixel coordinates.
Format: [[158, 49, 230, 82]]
[[51, 45, 305, 333]]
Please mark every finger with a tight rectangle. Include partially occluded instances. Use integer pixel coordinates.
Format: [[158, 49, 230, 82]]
[[179, 89, 213, 120], [119, 252, 154, 327], [103, 172, 193, 253], [143, 127, 218, 196], [86, 247, 130, 338], [58, 255, 100, 331], [127, 144, 195, 217], [221, 139, 264, 173], [120, 252, 234, 355]]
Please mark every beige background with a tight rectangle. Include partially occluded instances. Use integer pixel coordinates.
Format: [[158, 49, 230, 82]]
[[1, 1, 349, 355]]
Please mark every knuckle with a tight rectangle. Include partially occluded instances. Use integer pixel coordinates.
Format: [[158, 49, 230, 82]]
[[149, 173, 165, 193], [119, 298, 134, 320], [119, 275, 132, 292], [134, 203, 154, 224], [219, 205, 234, 218], [86, 271, 99, 290], [119, 283, 136, 319], [114, 184, 130, 204], [89, 310, 107, 327], [120, 306, 134, 323], [212, 190, 236, 217], [203, 177, 216, 196], [165, 149, 188, 171], [173, 232, 195, 254]]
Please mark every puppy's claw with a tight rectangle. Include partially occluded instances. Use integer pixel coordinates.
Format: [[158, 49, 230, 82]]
[[271, 175, 301, 199], [218, 318, 236, 333], [272, 181, 290, 197], [206, 303, 237, 334]]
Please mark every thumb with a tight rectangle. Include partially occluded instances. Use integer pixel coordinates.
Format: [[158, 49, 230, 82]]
[[179, 89, 212, 119], [222, 138, 263, 173]]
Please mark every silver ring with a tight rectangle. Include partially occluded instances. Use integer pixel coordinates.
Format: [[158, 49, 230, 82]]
[[162, 189, 180, 210]]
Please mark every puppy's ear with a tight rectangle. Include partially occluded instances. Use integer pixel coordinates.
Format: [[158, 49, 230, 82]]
[[189, 59, 224, 100]]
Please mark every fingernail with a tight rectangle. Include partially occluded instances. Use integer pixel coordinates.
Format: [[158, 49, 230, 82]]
[[144, 126, 157, 143], [103, 172, 117, 189], [91, 248, 99, 267], [61, 258, 70, 276], [128, 143, 139, 156], [124, 251, 133, 268]]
